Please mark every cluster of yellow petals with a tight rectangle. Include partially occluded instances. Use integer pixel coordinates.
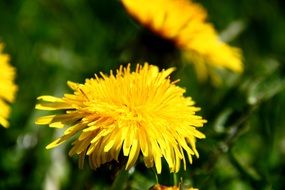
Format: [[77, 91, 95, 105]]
[[35, 63, 206, 174], [121, 0, 243, 82], [150, 184, 198, 190], [0, 43, 17, 128]]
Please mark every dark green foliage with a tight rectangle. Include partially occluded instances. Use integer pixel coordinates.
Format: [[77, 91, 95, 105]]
[[0, 0, 285, 189]]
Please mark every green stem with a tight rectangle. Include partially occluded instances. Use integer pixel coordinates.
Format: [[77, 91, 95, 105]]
[[152, 168, 159, 184], [110, 169, 129, 190], [173, 173, 178, 186]]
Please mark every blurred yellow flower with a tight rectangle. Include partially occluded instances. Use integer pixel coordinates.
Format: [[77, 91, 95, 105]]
[[35, 63, 206, 174], [122, 0, 243, 82], [0, 43, 17, 128], [150, 184, 198, 190]]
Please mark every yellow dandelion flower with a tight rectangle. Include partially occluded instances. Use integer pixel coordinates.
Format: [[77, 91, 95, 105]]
[[36, 63, 206, 173], [121, 0, 243, 82], [150, 184, 198, 190], [0, 43, 17, 128], [35, 63, 206, 174]]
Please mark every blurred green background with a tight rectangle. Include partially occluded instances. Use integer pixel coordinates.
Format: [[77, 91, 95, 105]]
[[1, 0, 285, 189]]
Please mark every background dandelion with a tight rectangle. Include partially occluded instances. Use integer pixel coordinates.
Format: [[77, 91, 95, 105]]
[[121, 0, 243, 84], [0, 43, 17, 128], [0, 0, 285, 189]]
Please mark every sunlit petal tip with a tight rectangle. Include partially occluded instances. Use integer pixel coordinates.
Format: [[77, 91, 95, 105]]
[[35, 116, 53, 125], [49, 122, 65, 128], [0, 119, 9, 128], [46, 138, 65, 149], [67, 81, 79, 89], [46, 143, 57, 150], [37, 95, 63, 102]]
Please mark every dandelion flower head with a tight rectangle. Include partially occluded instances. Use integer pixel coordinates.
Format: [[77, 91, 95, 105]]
[[150, 184, 198, 190], [35, 63, 206, 173], [121, 0, 243, 82], [0, 43, 17, 128]]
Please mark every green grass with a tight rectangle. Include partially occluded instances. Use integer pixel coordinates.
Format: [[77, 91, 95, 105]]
[[1, 0, 285, 189]]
